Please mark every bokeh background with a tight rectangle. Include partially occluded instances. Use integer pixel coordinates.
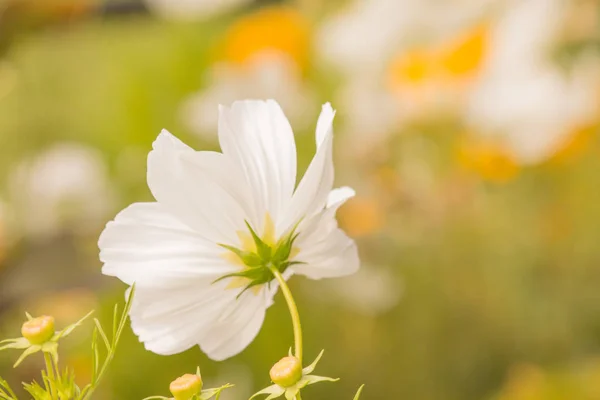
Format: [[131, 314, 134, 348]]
[[1, 0, 600, 398]]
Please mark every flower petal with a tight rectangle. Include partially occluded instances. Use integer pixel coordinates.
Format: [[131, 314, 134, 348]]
[[199, 288, 271, 361], [279, 104, 336, 233], [99, 202, 237, 287], [147, 130, 249, 243], [293, 229, 359, 280], [218, 100, 297, 228], [129, 281, 239, 355], [291, 185, 358, 279]]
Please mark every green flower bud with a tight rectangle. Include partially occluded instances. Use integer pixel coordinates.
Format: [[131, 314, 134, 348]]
[[170, 374, 203, 400], [21, 315, 55, 344], [269, 356, 302, 388]]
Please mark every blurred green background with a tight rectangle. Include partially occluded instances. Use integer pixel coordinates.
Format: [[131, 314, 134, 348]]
[[1, 0, 600, 399]]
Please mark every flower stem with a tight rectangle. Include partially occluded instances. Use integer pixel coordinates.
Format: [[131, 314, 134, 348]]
[[269, 266, 303, 363], [43, 353, 57, 398]]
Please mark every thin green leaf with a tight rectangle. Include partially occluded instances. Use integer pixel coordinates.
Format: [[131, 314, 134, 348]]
[[114, 285, 134, 346], [54, 310, 94, 341], [0, 376, 17, 399], [91, 327, 99, 385], [112, 303, 119, 341], [352, 384, 365, 400], [93, 319, 110, 351], [25, 312, 33, 321]]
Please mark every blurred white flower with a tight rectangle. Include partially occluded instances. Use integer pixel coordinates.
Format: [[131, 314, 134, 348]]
[[99, 100, 359, 360], [8, 143, 115, 238], [318, 0, 500, 148], [144, 0, 252, 21], [467, 0, 600, 164], [182, 53, 314, 139], [312, 266, 401, 317]]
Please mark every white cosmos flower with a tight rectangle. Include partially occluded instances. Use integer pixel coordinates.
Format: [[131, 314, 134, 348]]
[[98, 100, 359, 361], [467, 0, 600, 164]]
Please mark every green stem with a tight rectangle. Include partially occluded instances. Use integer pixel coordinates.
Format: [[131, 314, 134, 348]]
[[269, 266, 303, 363], [44, 353, 57, 398]]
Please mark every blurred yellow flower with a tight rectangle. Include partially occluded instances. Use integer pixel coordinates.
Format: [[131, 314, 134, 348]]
[[338, 197, 385, 237], [458, 141, 519, 182], [221, 7, 310, 69], [547, 124, 598, 165], [389, 24, 489, 88], [439, 24, 489, 79], [495, 364, 548, 400]]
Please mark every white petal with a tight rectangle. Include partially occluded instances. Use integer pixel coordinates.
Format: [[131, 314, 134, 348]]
[[99, 202, 236, 287], [279, 104, 336, 232], [293, 229, 359, 280], [147, 130, 249, 243], [327, 186, 355, 208], [218, 100, 297, 227], [199, 289, 270, 361], [292, 187, 359, 280], [129, 280, 238, 355]]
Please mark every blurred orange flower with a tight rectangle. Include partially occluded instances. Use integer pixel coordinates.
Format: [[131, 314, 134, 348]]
[[221, 7, 310, 69]]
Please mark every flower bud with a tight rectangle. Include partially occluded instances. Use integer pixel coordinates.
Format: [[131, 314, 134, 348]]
[[169, 374, 203, 400], [21, 315, 55, 344], [270, 356, 302, 387]]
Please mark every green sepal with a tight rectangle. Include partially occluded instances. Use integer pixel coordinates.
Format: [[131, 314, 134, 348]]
[[212, 267, 274, 287], [218, 244, 263, 266], [245, 221, 271, 261], [302, 349, 324, 375], [198, 383, 234, 400], [236, 279, 267, 300], [0, 337, 30, 352], [13, 344, 42, 367], [249, 384, 285, 400]]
